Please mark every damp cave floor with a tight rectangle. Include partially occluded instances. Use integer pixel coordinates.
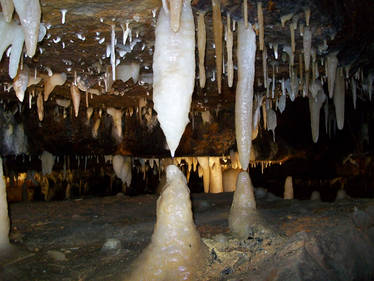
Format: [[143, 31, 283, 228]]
[[1, 192, 374, 281]]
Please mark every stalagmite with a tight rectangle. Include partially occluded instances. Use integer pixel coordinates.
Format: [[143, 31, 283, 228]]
[[13, 64, 29, 102], [0, 0, 13, 22], [212, 0, 223, 93], [197, 11, 206, 88], [116, 63, 140, 83], [13, 0, 41, 57], [44, 73, 67, 101], [126, 165, 207, 281], [257, 2, 264, 51], [327, 51, 338, 98], [309, 80, 326, 143], [70, 84, 81, 118], [226, 13, 234, 87], [223, 168, 241, 192], [36, 91, 43, 121], [113, 155, 132, 189], [0, 14, 25, 78], [333, 67, 345, 130], [228, 171, 256, 239], [153, 0, 195, 157], [303, 26, 312, 72], [236, 22, 256, 171], [310, 190, 320, 201], [284, 176, 293, 199], [209, 157, 223, 193], [41, 151, 55, 175], [107, 107, 123, 141], [0, 157, 10, 249]]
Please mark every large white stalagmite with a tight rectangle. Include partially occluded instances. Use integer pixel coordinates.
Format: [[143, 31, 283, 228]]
[[197, 11, 206, 88], [0, 157, 10, 249], [334, 67, 345, 130], [126, 165, 207, 280], [13, 0, 41, 57], [235, 21, 256, 171], [153, 0, 195, 157], [309, 79, 326, 143], [228, 171, 256, 239]]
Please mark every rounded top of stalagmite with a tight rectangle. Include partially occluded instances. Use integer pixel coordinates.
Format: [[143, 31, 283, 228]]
[[166, 164, 187, 184]]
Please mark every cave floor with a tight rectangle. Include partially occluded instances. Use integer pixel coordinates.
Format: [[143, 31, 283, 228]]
[[1, 193, 374, 281]]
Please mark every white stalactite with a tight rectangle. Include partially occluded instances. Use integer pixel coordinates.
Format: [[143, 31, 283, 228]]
[[70, 84, 81, 117], [303, 26, 312, 72], [212, 0, 223, 94], [13, 0, 40, 57], [257, 2, 264, 51], [197, 11, 206, 88], [309, 80, 326, 143], [107, 107, 123, 141], [153, 0, 195, 157], [333, 67, 345, 130], [13, 64, 29, 102], [235, 22, 256, 171], [327, 51, 338, 98], [0, 0, 14, 22], [226, 13, 234, 87]]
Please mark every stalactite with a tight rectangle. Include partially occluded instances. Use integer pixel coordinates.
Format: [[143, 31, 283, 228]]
[[209, 157, 223, 193], [197, 11, 206, 88], [257, 1, 264, 51], [212, 0, 223, 94], [70, 84, 81, 117], [236, 22, 256, 171], [37, 91, 43, 121], [153, 0, 195, 156], [333, 67, 345, 130], [303, 26, 312, 72], [309, 80, 326, 143], [327, 51, 338, 98], [226, 13, 234, 87]]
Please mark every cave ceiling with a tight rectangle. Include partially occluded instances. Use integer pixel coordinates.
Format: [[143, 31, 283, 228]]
[[0, 0, 373, 158]]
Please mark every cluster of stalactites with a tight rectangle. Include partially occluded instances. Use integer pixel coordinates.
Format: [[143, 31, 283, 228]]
[[0, 0, 41, 78]]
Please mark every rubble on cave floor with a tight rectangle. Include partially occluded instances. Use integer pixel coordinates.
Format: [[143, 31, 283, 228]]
[[0, 192, 373, 281]]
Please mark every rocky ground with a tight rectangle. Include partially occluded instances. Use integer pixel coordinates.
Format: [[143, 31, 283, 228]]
[[1, 192, 374, 281]]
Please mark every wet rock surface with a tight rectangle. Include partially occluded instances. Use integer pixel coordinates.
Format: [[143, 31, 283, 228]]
[[0, 193, 373, 280]]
